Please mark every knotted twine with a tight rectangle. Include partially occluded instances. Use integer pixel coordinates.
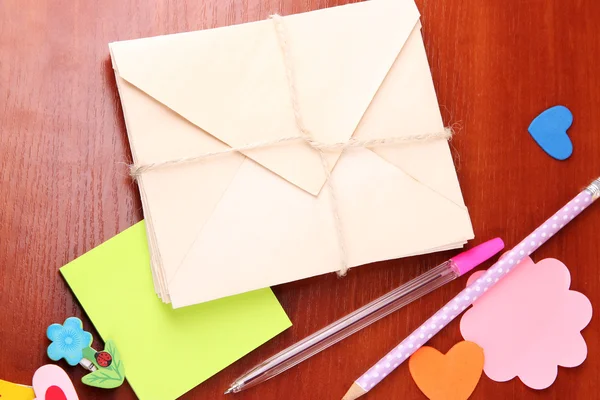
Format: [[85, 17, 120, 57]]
[[130, 14, 453, 276]]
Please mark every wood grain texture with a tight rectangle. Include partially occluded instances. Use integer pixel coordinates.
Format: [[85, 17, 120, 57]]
[[1, 0, 599, 399]]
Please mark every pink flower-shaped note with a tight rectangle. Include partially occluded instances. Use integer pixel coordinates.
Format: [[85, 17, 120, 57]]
[[460, 256, 592, 390]]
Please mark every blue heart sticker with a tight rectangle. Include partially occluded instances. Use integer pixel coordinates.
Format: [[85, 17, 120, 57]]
[[528, 105, 573, 160]]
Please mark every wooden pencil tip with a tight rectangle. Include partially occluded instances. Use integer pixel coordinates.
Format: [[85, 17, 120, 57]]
[[342, 382, 367, 400]]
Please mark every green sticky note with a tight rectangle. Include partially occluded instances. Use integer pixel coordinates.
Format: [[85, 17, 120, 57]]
[[61, 222, 291, 400]]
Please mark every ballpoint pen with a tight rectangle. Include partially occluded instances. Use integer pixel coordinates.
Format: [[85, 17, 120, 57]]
[[225, 238, 504, 394], [343, 177, 600, 400]]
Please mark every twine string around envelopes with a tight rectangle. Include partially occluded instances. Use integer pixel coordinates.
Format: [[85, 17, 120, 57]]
[[129, 14, 453, 276]]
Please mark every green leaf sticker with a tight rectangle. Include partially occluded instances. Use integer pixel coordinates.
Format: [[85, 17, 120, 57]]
[[81, 340, 126, 389]]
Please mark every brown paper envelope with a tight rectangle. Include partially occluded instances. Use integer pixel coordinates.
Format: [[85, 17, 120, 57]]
[[110, 0, 474, 306]]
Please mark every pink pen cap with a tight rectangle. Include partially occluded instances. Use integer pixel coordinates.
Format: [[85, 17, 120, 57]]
[[451, 238, 505, 276]]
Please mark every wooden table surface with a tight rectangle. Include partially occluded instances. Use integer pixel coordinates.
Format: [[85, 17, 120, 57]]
[[2, 0, 600, 399]]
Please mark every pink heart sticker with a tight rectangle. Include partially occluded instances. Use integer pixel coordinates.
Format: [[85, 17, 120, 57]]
[[32, 365, 79, 400]]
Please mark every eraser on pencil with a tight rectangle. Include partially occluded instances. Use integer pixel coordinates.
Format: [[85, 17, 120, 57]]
[[451, 238, 504, 276]]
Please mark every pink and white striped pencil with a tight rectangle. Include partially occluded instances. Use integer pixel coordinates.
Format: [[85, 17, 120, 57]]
[[343, 177, 600, 400]]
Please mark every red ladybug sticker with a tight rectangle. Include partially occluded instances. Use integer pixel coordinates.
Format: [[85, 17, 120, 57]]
[[95, 351, 113, 368]]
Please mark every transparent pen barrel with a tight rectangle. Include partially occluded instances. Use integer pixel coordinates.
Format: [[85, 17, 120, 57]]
[[234, 261, 459, 391]]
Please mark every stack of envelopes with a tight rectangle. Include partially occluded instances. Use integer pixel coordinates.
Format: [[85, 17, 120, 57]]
[[110, 0, 474, 309]]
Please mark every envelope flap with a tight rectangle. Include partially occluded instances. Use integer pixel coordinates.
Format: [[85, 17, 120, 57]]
[[353, 22, 468, 209], [109, 0, 421, 195]]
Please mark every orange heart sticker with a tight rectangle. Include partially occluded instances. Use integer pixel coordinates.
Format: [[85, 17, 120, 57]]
[[408, 341, 484, 400]]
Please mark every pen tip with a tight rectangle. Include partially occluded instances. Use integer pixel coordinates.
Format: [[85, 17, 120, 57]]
[[224, 388, 233, 395], [451, 237, 505, 276]]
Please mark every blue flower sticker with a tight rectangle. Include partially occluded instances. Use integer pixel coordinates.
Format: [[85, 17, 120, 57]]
[[47, 317, 93, 366]]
